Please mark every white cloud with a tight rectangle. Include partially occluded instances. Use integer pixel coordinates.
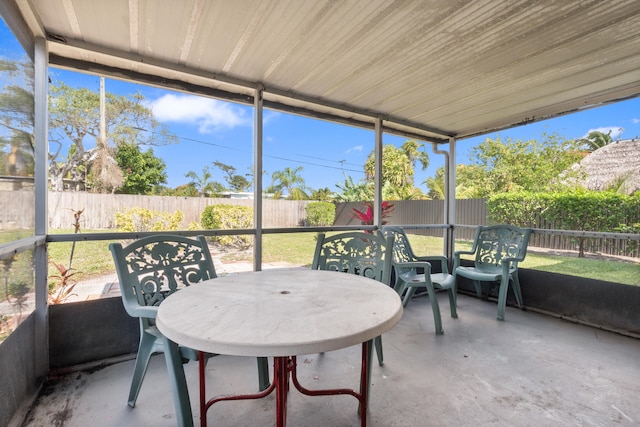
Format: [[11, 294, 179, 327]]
[[346, 145, 363, 154], [263, 111, 281, 125], [148, 94, 250, 133], [632, 118, 640, 124], [582, 126, 624, 139]]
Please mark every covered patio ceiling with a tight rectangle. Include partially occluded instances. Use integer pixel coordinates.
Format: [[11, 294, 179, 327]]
[[6, 0, 640, 143]]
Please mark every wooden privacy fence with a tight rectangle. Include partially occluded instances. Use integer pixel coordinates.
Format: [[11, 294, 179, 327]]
[[336, 199, 640, 258], [48, 192, 311, 230], [1, 191, 637, 258]]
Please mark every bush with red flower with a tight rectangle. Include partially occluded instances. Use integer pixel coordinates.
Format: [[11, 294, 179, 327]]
[[352, 201, 394, 230]]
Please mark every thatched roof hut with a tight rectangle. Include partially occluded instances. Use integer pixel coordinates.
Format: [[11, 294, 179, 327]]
[[566, 139, 640, 194]]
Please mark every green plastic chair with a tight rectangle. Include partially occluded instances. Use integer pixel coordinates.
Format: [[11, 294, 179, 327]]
[[109, 235, 270, 416], [453, 224, 532, 321], [311, 231, 394, 366], [380, 226, 457, 335]]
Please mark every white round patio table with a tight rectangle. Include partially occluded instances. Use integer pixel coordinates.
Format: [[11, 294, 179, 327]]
[[156, 268, 403, 427]]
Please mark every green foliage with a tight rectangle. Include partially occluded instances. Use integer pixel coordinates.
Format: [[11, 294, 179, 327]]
[[201, 204, 253, 249], [115, 142, 167, 194], [488, 190, 640, 257], [310, 187, 333, 202], [426, 165, 483, 199], [578, 130, 614, 152], [463, 135, 583, 197], [185, 165, 226, 197], [213, 161, 251, 192], [115, 207, 183, 232], [305, 202, 336, 226], [363, 140, 429, 200], [543, 189, 637, 233], [487, 192, 548, 227], [172, 183, 200, 197], [48, 81, 176, 191], [334, 175, 373, 202], [269, 166, 309, 200], [489, 190, 640, 230]]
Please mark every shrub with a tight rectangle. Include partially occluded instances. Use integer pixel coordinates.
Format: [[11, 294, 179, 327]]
[[201, 204, 253, 249], [305, 202, 336, 226], [115, 207, 183, 232], [489, 190, 640, 232], [488, 190, 640, 257], [487, 192, 548, 227]]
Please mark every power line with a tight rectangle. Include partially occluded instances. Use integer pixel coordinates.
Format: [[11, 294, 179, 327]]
[[157, 131, 365, 175]]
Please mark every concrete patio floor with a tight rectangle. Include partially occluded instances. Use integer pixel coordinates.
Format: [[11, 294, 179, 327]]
[[23, 293, 640, 426]]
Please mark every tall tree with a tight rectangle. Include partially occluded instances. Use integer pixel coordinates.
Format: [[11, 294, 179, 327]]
[[363, 140, 429, 200], [461, 135, 583, 198], [0, 59, 34, 177], [213, 161, 251, 192], [87, 146, 124, 193], [310, 187, 334, 202], [185, 165, 224, 197], [114, 142, 167, 194], [269, 166, 309, 200], [425, 164, 482, 199], [334, 175, 372, 202], [579, 130, 615, 152], [48, 82, 176, 191]]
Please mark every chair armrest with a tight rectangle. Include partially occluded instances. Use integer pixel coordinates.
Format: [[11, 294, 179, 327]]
[[414, 255, 449, 274], [500, 256, 526, 278], [502, 255, 526, 264], [123, 304, 159, 320], [454, 249, 475, 256], [395, 261, 432, 275], [453, 250, 474, 271]]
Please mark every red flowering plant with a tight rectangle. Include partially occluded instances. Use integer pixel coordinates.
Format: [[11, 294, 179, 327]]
[[352, 201, 395, 232]]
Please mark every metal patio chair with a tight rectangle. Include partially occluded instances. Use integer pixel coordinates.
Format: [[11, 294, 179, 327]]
[[453, 224, 532, 321], [109, 234, 270, 410], [311, 231, 394, 366], [380, 226, 457, 335]]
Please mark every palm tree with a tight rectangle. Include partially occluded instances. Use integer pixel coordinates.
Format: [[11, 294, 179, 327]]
[[334, 175, 373, 202], [185, 165, 216, 198], [269, 166, 309, 200], [579, 130, 615, 152], [425, 165, 480, 199], [310, 187, 333, 202]]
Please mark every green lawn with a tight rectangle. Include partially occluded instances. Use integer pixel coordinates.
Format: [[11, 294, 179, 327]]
[[46, 230, 640, 286]]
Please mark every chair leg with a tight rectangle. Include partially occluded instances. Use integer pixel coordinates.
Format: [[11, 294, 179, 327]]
[[496, 275, 510, 321], [402, 286, 418, 307], [127, 332, 157, 407], [425, 283, 444, 335], [447, 288, 458, 319], [394, 279, 407, 299], [511, 273, 524, 308], [374, 335, 383, 366], [452, 278, 458, 309], [162, 336, 194, 427], [257, 357, 270, 391], [473, 280, 483, 298]]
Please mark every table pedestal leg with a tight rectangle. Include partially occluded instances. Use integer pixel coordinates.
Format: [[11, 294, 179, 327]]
[[274, 357, 290, 427], [291, 341, 370, 427], [199, 343, 370, 427]]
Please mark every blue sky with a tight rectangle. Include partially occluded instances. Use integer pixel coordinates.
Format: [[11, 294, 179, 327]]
[[2, 18, 639, 193], [48, 67, 640, 193]]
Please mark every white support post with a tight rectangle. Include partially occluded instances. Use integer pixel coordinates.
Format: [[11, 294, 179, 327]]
[[34, 36, 49, 379], [374, 117, 383, 228], [446, 137, 457, 260], [253, 86, 264, 271]]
